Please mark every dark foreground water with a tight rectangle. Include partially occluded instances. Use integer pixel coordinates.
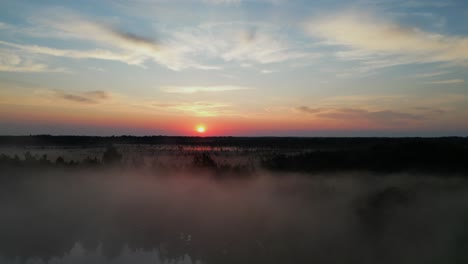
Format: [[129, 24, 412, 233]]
[[1, 168, 468, 264]]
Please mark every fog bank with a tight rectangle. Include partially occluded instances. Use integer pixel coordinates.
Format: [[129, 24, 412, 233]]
[[1, 167, 468, 263]]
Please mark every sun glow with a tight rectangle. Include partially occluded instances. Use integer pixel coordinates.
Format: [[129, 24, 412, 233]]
[[196, 125, 206, 133]]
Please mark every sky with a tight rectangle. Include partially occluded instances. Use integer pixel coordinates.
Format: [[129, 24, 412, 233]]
[[0, 0, 467, 136]]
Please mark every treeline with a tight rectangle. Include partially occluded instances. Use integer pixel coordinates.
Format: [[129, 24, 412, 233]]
[[1, 137, 468, 174], [1, 135, 467, 149], [0, 146, 254, 176], [0, 144, 122, 168], [262, 139, 468, 173]]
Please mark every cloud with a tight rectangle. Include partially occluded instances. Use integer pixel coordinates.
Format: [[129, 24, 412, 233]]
[[51, 90, 111, 104], [305, 11, 468, 69], [293, 91, 468, 124], [1, 11, 216, 71], [413, 107, 446, 115], [296, 106, 322, 114], [317, 108, 423, 124], [297, 94, 466, 115], [160, 85, 249, 94], [151, 101, 233, 116], [296, 104, 424, 125], [88, 66, 105, 72], [108, 27, 159, 48], [219, 29, 314, 64], [427, 79, 464, 84], [412, 71, 449, 78], [0, 22, 11, 30], [2, 9, 316, 71], [31, 11, 160, 53], [84, 91, 110, 100], [0, 40, 141, 65], [401, 0, 452, 8], [201, 0, 281, 4], [202, 0, 241, 4], [164, 22, 318, 69], [0, 50, 65, 72], [260, 69, 276, 74], [60, 94, 97, 104]]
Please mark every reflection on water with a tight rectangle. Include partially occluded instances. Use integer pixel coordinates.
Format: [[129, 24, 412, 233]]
[[1, 167, 468, 263]]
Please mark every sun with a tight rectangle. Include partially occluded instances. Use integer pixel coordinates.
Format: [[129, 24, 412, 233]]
[[196, 125, 206, 133]]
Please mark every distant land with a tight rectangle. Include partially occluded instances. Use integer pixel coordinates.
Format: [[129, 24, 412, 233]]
[[1, 135, 468, 174], [1, 135, 467, 147]]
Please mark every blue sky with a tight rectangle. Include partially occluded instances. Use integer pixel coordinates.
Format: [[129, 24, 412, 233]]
[[0, 0, 467, 136]]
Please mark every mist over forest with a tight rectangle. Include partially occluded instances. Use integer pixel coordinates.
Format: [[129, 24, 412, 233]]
[[1, 137, 468, 263], [2, 0, 468, 262]]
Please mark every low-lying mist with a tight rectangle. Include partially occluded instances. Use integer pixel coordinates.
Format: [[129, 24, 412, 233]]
[[1, 165, 468, 264]]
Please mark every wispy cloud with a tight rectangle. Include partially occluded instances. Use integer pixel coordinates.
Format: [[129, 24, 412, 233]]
[[413, 106, 446, 115], [260, 69, 276, 74], [160, 85, 250, 94], [427, 79, 464, 84], [47, 90, 111, 104], [296, 104, 422, 123], [291, 92, 468, 127], [0, 10, 216, 71], [401, 0, 452, 8], [202, 0, 282, 5], [165, 22, 318, 68], [317, 108, 423, 124], [412, 71, 449, 78], [0, 40, 139, 65], [295, 106, 322, 114], [1, 8, 317, 71], [31, 10, 160, 52], [202, 0, 241, 4], [0, 50, 65, 73], [305, 11, 468, 72], [299, 94, 466, 115], [151, 101, 234, 116]]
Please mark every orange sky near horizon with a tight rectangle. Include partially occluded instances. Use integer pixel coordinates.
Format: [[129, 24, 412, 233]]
[[1, 100, 443, 136], [1, 0, 468, 136]]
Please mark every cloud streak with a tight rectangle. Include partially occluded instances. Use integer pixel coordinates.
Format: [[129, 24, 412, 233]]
[[1, 11, 215, 71], [427, 79, 464, 84], [412, 71, 449, 78], [160, 85, 250, 94], [320, 108, 423, 124], [296, 106, 423, 125], [1, 8, 317, 71], [0, 50, 64, 72], [202, 0, 241, 4], [0, 40, 139, 65], [151, 101, 233, 116], [296, 106, 322, 114], [305, 11, 468, 69], [51, 90, 111, 104]]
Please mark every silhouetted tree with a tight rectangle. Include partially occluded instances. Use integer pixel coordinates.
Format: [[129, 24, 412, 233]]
[[192, 152, 217, 169], [24, 151, 37, 165], [55, 156, 66, 166], [102, 144, 122, 165], [83, 156, 101, 167]]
